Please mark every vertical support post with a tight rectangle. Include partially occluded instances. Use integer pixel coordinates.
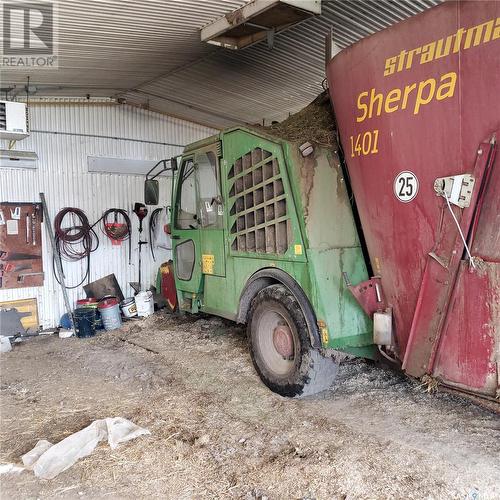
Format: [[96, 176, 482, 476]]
[[325, 27, 341, 69], [39, 192, 74, 332]]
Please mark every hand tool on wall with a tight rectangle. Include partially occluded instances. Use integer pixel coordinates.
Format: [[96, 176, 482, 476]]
[[130, 203, 148, 294], [26, 213, 30, 244], [0, 262, 24, 288], [10, 207, 21, 220], [17, 272, 45, 284], [31, 212, 36, 245], [0, 202, 43, 290], [0, 251, 40, 260]]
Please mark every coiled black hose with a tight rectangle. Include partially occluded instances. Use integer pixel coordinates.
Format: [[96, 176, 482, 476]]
[[53, 207, 132, 289], [53, 208, 99, 288]]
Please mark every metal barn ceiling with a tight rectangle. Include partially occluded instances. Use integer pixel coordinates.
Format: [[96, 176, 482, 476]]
[[1, 0, 441, 128]]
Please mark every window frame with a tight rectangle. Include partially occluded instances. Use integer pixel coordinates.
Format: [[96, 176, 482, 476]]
[[174, 155, 196, 230], [174, 144, 223, 231], [174, 239, 196, 281], [194, 147, 223, 229]]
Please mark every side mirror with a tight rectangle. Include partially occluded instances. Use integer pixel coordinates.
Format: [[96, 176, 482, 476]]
[[145, 179, 159, 205]]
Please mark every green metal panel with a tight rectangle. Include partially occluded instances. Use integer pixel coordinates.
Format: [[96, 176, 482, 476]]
[[307, 247, 372, 348], [183, 134, 220, 154], [200, 229, 225, 277], [202, 257, 311, 320], [281, 142, 373, 350]]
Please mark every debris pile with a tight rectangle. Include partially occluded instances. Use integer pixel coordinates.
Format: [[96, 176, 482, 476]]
[[264, 91, 338, 147]]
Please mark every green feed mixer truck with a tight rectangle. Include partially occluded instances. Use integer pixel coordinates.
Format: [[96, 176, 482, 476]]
[[145, 1, 500, 405], [145, 95, 376, 398]]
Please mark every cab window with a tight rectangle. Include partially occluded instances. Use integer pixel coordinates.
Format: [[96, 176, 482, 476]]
[[196, 151, 222, 229], [176, 158, 197, 229]]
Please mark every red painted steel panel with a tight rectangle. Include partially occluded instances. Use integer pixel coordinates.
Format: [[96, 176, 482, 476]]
[[327, 1, 500, 397], [470, 140, 500, 262], [432, 262, 499, 395], [403, 139, 496, 376]]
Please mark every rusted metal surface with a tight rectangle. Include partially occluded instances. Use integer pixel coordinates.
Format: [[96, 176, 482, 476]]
[[327, 1, 500, 399]]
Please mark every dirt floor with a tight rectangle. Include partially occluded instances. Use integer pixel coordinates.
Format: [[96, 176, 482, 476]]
[[1, 312, 499, 499]]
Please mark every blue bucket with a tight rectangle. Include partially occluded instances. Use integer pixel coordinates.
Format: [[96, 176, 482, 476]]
[[74, 308, 96, 338]]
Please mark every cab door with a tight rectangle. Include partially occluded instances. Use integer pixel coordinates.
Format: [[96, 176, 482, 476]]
[[172, 146, 226, 308], [172, 156, 202, 295], [195, 147, 225, 278]]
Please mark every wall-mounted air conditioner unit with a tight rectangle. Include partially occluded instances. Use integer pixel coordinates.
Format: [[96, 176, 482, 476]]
[[0, 101, 30, 141]]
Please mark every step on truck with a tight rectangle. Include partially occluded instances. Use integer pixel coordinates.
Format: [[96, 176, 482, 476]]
[[145, 0, 499, 404]]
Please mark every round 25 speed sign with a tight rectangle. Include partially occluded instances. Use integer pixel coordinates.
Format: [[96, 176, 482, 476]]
[[393, 171, 419, 203]]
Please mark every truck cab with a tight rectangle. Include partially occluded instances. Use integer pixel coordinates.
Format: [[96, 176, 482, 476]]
[[169, 126, 374, 396]]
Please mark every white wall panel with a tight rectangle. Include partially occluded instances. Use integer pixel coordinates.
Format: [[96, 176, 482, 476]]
[[0, 101, 216, 328]]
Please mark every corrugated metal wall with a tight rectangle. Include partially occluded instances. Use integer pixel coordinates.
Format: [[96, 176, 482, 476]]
[[2, 0, 442, 128], [0, 100, 216, 328]]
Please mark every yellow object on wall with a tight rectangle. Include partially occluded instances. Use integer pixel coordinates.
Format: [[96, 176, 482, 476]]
[[0, 297, 39, 332]]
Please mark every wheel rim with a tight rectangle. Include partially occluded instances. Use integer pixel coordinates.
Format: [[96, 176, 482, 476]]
[[255, 308, 296, 377]]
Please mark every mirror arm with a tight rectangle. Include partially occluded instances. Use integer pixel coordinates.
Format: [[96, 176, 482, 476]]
[[146, 157, 178, 181]]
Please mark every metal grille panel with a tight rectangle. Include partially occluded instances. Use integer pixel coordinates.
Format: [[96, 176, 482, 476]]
[[228, 147, 289, 254]]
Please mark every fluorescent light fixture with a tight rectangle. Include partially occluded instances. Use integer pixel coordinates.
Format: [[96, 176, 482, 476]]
[[0, 149, 38, 169], [88, 156, 172, 176], [201, 0, 321, 50]]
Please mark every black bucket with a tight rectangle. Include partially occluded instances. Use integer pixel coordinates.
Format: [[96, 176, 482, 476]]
[[74, 308, 97, 338]]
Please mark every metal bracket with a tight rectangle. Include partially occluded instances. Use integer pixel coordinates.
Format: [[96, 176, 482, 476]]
[[343, 274, 386, 316], [266, 28, 275, 50], [433, 174, 475, 208], [374, 308, 393, 346]]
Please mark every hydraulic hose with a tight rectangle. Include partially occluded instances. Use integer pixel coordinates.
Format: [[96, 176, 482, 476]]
[[53, 207, 132, 289], [53, 207, 99, 288]]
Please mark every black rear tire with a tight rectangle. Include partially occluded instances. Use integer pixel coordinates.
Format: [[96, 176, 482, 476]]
[[247, 284, 338, 398]]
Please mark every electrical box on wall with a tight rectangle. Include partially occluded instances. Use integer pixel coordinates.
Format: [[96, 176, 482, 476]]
[[0, 101, 29, 141]]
